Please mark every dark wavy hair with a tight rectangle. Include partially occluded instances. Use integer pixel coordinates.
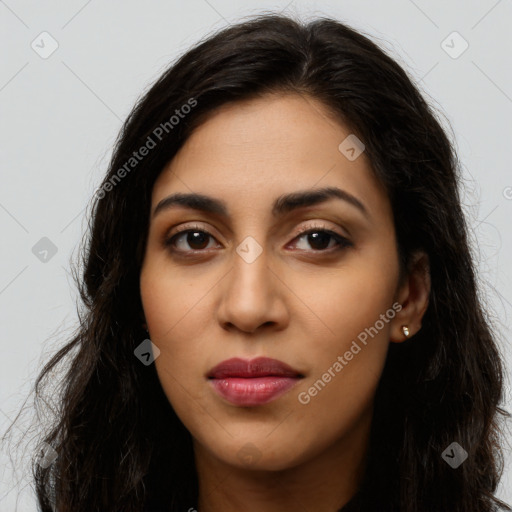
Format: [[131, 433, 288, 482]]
[[4, 12, 510, 512]]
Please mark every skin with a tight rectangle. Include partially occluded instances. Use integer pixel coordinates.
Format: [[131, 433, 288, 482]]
[[140, 92, 430, 512]]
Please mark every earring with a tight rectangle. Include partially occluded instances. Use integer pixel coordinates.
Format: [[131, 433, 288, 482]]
[[142, 322, 149, 334], [401, 325, 410, 337]]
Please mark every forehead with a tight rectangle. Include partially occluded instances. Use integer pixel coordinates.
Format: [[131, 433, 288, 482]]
[[151, 93, 390, 223]]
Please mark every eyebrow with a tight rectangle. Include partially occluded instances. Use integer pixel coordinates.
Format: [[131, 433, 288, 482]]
[[152, 186, 369, 220]]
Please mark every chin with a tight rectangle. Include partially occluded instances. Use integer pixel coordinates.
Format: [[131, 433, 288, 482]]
[[211, 437, 309, 473]]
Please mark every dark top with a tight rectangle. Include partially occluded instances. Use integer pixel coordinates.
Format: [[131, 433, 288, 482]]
[[143, 489, 362, 512]]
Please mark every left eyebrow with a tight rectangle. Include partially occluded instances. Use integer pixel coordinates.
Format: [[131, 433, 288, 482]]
[[152, 186, 369, 220], [271, 186, 369, 219]]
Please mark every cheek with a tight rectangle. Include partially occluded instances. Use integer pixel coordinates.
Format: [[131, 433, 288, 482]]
[[140, 256, 219, 372], [294, 251, 398, 411], [302, 253, 398, 346], [140, 262, 211, 344], [140, 263, 214, 401]]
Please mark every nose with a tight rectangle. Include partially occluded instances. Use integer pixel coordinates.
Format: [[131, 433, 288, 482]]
[[216, 245, 289, 334]]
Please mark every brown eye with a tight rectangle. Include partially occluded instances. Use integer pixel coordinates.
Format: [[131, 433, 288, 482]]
[[182, 231, 211, 250], [164, 227, 219, 253], [291, 228, 352, 252], [163, 224, 352, 256], [303, 231, 332, 250]]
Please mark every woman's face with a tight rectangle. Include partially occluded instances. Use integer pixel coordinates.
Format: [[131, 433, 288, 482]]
[[140, 93, 405, 472]]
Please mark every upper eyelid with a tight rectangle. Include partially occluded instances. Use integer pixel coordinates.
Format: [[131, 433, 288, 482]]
[[167, 221, 346, 238], [165, 222, 349, 247], [294, 223, 343, 235]]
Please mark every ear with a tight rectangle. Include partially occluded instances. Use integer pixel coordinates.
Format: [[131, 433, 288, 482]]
[[390, 251, 431, 343]]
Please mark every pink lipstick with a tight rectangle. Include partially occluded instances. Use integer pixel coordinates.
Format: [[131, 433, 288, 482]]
[[207, 357, 303, 407]]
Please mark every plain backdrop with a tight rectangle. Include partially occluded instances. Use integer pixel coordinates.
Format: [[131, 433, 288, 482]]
[[1, 0, 511, 509]]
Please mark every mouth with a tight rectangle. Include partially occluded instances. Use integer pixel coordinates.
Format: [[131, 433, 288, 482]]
[[207, 357, 304, 407]]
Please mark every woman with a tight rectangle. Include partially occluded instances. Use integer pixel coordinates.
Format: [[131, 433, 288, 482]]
[[26, 12, 510, 512]]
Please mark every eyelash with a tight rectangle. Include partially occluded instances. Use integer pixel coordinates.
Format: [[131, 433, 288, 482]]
[[163, 223, 353, 255]]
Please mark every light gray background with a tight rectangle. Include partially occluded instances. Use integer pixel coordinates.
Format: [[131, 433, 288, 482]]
[[1, 0, 511, 509]]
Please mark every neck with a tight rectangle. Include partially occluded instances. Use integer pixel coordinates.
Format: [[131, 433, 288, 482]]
[[194, 408, 371, 512]]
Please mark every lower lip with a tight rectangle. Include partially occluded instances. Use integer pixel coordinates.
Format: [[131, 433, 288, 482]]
[[209, 376, 300, 406]]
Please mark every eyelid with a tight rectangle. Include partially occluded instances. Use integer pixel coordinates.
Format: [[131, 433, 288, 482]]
[[168, 221, 350, 238], [164, 221, 349, 245], [293, 222, 348, 239], [164, 222, 218, 239]]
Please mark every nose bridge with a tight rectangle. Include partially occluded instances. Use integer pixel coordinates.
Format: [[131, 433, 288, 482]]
[[230, 234, 272, 306], [217, 233, 286, 332]]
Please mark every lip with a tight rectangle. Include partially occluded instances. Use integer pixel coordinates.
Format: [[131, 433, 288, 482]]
[[207, 357, 304, 407]]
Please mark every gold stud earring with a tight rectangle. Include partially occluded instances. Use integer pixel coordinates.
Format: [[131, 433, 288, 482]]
[[401, 325, 410, 337]]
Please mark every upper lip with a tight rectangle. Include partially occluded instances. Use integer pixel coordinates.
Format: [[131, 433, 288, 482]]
[[207, 357, 303, 379]]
